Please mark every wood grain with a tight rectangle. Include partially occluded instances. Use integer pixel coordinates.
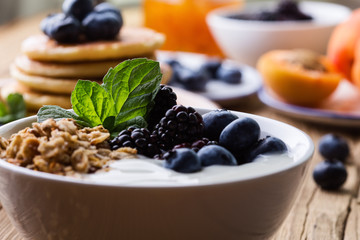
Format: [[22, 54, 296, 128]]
[[0, 7, 360, 240]]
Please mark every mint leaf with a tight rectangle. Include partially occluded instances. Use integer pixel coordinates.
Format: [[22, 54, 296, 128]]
[[37, 105, 90, 127], [7, 93, 26, 119], [37, 58, 162, 134], [0, 93, 26, 124], [71, 80, 116, 126]]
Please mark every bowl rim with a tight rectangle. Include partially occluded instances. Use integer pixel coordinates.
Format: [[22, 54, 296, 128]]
[[206, 0, 351, 31], [0, 109, 314, 189]]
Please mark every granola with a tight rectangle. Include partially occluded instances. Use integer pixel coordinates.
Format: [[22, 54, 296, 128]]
[[0, 118, 137, 176]]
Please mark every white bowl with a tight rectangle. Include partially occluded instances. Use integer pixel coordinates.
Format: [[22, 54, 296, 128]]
[[207, 1, 351, 66], [0, 109, 314, 240]]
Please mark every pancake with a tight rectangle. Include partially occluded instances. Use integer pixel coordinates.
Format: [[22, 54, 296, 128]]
[[15, 54, 156, 78], [1, 82, 71, 111], [10, 63, 172, 95], [10, 65, 84, 94], [22, 27, 165, 62]]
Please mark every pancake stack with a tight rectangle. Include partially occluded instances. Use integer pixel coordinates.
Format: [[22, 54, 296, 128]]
[[2, 27, 167, 112]]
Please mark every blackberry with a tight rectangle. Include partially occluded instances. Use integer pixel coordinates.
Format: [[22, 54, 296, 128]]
[[153, 105, 204, 150], [147, 84, 177, 131], [110, 127, 160, 158], [173, 138, 218, 152]]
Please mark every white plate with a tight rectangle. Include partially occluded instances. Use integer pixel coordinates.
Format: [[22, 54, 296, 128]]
[[258, 80, 360, 127], [157, 51, 263, 106]]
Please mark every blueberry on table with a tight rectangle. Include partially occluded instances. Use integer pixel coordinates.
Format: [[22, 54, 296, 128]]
[[82, 11, 123, 40], [219, 117, 260, 156], [163, 149, 202, 173], [198, 145, 237, 167], [313, 160, 347, 190], [202, 109, 238, 141], [41, 13, 81, 43], [62, 0, 93, 21], [216, 65, 242, 84], [248, 136, 288, 162], [318, 134, 349, 162]]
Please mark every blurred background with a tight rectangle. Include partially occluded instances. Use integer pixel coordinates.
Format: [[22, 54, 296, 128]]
[[0, 0, 359, 25]]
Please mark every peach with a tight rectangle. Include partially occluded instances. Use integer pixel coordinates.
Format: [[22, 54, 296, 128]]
[[327, 9, 360, 82], [257, 49, 343, 106]]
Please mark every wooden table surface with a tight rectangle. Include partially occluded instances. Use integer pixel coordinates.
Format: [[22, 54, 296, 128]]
[[0, 7, 360, 240]]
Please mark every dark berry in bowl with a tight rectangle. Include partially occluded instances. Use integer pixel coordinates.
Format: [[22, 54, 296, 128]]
[[313, 160, 347, 190], [147, 84, 177, 131], [82, 11, 123, 41], [318, 134, 349, 162], [216, 65, 242, 84], [198, 145, 237, 167], [200, 59, 222, 79], [62, 0, 93, 21], [172, 65, 208, 92], [163, 148, 202, 173], [219, 117, 260, 156], [110, 127, 160, 158], [248, 136, 288, 162], [202, 109, 238, 141], [41, 13, 82, 43], [152, 105, 204, 150]]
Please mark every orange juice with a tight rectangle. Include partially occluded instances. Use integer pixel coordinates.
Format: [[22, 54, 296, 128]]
[[143, 0, 242, 56]]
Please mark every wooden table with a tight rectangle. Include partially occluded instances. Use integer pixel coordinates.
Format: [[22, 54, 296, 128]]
[[0, 8, 360, 240]]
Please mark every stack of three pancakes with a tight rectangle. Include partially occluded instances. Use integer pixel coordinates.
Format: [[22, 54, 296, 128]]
[[3, 27, 168, 113]]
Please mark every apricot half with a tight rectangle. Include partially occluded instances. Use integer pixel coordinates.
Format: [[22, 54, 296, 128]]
[[257, 49, 343, 106]]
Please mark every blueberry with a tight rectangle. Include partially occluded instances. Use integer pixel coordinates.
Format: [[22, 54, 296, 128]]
[[248, 136, 288, 161], [163, 148, 201, 173], [172, 65, 208, 92], [200, 59, 222, 79], [202, 109, 238, 141], [198, 145, 237, 167], [94, 2, 122, 18], [41, 13, 81, 43], [219, 117, 260, 156], [62, 0, 93, 21], [216, 65, 242, 84], [318, 134, 349, 162], [313, 160, 347, 190], [82, 11, 123, 41]]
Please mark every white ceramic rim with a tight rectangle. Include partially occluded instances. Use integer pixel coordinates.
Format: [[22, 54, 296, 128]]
[[207, 1, 351, 31], [0, 109, 314, 188]]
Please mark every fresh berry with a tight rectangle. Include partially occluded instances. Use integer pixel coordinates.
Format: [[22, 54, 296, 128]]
[[202, 109, 238, 141], [82, 11, 122, 41], [163, 148, 202, 173], [219, 117, 260, 157], [153, 105, 204, 150], [200, 59, 222, 79], [313, 160, 347, 190], [94, 2, 122, 17], [172, 137, 217, 152], [147, 85, 177, 131], [62, 0, 93, 21], [198, 145, 237, 167], [171, 64, 208, 92], [216, 65, 242, 84], [318, 134, 349, 162], [41, 13, 81, 43], [248, 136, 288, 162], [110, 127, 160, 158]]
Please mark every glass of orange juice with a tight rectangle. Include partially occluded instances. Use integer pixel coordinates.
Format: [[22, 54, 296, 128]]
[[143, 0, 243, 57]]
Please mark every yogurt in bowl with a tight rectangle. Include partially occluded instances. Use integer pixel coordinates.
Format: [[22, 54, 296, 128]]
[[0, 109, 313, 240]]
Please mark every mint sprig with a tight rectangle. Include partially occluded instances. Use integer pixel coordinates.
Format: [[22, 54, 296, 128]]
[[0, 93, 26, 124], [37, 58, 162, 134]]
